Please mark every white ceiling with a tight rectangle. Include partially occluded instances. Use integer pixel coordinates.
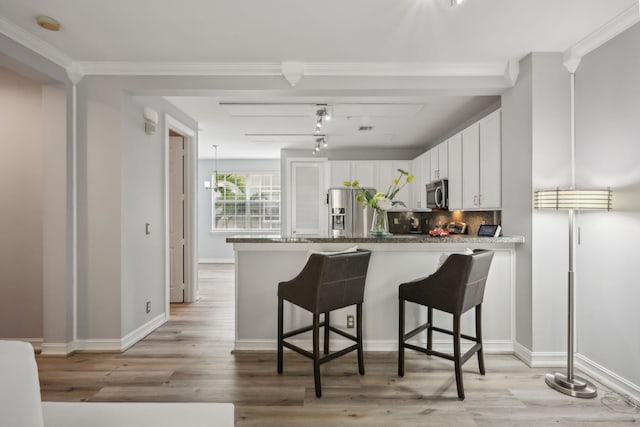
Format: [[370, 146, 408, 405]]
[[1, 0, 637, 158]]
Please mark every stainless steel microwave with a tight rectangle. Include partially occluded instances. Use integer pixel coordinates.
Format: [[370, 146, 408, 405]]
[[426, 179, 448, 210]]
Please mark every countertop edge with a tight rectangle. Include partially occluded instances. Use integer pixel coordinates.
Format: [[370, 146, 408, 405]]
[[226, 235, 525, 244]]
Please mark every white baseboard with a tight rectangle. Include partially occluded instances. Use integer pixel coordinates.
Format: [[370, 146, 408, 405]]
[[41, 314, 168, 355], [235, 338, 513, 353], [41, 341, 76, 356], [199, 258, 234, 264], [120, 313, 167, 351], [575, 353, 640, 402], [513, 341, 566, 368]]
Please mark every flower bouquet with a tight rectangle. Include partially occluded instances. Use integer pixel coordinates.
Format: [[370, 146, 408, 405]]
[[344, 169, 414, 236]]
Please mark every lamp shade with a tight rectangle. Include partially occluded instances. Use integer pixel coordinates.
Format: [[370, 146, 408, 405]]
[[533, 188, 612, 211]]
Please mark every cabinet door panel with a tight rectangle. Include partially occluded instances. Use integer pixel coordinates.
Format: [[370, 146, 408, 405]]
[[462, 123, 480, 209], [447, 133, 463, 210], [429, 147, 439, 181], [290, 161, 326, 236], [328, 161, 351, 187], [438, 141, 448, 179], [392, 160, 411, 208], [352, 161, 375, 186], [479, 110, 501, 209]]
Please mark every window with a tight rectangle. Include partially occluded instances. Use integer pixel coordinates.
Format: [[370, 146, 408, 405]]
[[212, 172, 281, 231]]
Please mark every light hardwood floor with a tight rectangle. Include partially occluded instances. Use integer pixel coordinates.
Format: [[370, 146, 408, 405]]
[[37, 264, 639, 426]]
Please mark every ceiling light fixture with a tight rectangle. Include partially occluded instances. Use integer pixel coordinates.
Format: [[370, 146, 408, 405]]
[[312, 136, 328, 156], [36, 16, 61, 31], [450, 0, 465, 7], [312, 105, 331, 152]]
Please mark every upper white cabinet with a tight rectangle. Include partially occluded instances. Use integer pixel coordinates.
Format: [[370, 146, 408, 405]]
[[429, 142, 448, 181], [461, 110, 501, 210], [352, 161, 376, 187], [447, 132, 463, 210], [288, 159, 327, 237], [328, 161, 352, 187], [328, 160, 376, 188]]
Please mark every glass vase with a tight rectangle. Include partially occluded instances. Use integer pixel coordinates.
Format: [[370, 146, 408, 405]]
[[370, 208, 391, 237]]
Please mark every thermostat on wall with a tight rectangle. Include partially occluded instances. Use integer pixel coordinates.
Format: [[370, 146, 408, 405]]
[[478, 224, 502, 237]]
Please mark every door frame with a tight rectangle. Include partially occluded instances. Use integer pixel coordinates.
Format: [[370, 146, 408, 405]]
[[164, 114, 198, 314]]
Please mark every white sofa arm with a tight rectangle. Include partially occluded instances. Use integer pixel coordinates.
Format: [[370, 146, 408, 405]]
[[0, 340, 45, 427]]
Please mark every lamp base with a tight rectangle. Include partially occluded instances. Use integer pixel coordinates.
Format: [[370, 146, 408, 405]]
[[545, 372, 597, 398]]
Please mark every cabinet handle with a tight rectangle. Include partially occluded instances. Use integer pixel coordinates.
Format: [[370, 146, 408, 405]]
[[478, 194, 482, 206], [473, 195, 478, 206]]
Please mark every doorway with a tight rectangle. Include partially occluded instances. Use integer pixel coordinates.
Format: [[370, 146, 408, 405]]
[[169, 131, 185, 303], [165, 115, 198, 312]]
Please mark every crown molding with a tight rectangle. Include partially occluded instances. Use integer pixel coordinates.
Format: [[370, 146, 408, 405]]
[[78, 59, 508, 81], [563, 1, 640, 71], [0, 15, 73, 70], [79, 61, 282, 76]]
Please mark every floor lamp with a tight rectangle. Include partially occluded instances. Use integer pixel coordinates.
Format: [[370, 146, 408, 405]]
[[533, 188, 612, 398]]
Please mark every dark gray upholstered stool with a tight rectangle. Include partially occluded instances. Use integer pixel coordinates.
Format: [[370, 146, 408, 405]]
[[398, 249, 494, 400], [277, 249, 371, 398]]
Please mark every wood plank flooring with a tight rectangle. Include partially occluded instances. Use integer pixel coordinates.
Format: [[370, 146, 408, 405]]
[[36, 264, 639, 425]]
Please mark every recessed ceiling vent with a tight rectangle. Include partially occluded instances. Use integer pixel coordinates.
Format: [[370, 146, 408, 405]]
[[358, 126, 374, 131]]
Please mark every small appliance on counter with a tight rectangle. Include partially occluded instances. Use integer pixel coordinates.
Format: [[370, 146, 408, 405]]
[[408, 216, 421, 233], [477, 224, 502, 237], [428, 222, 466, 237]]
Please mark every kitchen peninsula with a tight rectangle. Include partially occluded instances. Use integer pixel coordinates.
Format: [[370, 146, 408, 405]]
[[228, 235, 524, 353]]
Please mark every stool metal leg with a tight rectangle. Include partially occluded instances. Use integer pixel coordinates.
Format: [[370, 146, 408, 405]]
[[277, 297, 283, 374], [398, 298, 405, 377], [356, 303, 364, 375], [313, 313, 322, 397], [427, 307, 433, 351], [324, 312, 330, 355], [476, 304, 485, 375], [453, 315, 464, 400]]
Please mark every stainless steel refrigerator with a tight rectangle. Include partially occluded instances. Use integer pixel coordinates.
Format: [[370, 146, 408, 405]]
[[328, 187, 376, 238]]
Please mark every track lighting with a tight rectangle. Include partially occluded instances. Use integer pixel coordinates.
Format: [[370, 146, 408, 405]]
[[312, 105, 331, 152]]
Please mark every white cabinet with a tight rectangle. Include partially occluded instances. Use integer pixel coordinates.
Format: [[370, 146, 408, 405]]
[[447, 132, 463, 210], [461, 110, 501, 210], [410, 155, 424, 209], [288, 159, 327, 237], [352, 161, 375, 186], [328, 161, 351, 187], [328, 160, 376, 188], [429, 142, 448, 181]]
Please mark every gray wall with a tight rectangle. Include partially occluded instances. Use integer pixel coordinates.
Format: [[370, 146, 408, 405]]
[[198, 159, 280, 262], [574, 23, 640, 388], [0, 67, 44, 339], [501, 54, 534, 350], [502, 53, 572, 354]]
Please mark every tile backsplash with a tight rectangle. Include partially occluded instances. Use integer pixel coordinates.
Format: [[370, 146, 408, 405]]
[[388, 210, 502, 236]]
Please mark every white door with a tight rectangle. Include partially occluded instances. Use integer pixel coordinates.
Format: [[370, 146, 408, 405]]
[[447, 132, 463, 210], [169, 135, 185, 303], [290, 161, 326, 237]]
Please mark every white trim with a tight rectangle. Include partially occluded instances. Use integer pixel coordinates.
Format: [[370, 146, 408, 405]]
[[0, 15, 73, 69], [77, 61, 507, 78], [42, 314, 167, 354], [164, 115, 198, 306], [120, 313, 167, 351], [575, 353, 640, 402], [563, 2, 640, 70], [513, 341, 567, 368], [234, 338, 513, 353], [199, 258, 234, 264], [41, 341, 76, 356]]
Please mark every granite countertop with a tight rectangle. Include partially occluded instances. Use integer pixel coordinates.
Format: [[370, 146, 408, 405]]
[[226, 234, 525, 244]]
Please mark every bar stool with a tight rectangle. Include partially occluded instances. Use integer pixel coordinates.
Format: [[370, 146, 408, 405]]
[[277, 249, 372, 397], [398, 249, 494, 400]]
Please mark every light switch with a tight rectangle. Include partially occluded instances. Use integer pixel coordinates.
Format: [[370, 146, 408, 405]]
[[145, 223, 151, 235]]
